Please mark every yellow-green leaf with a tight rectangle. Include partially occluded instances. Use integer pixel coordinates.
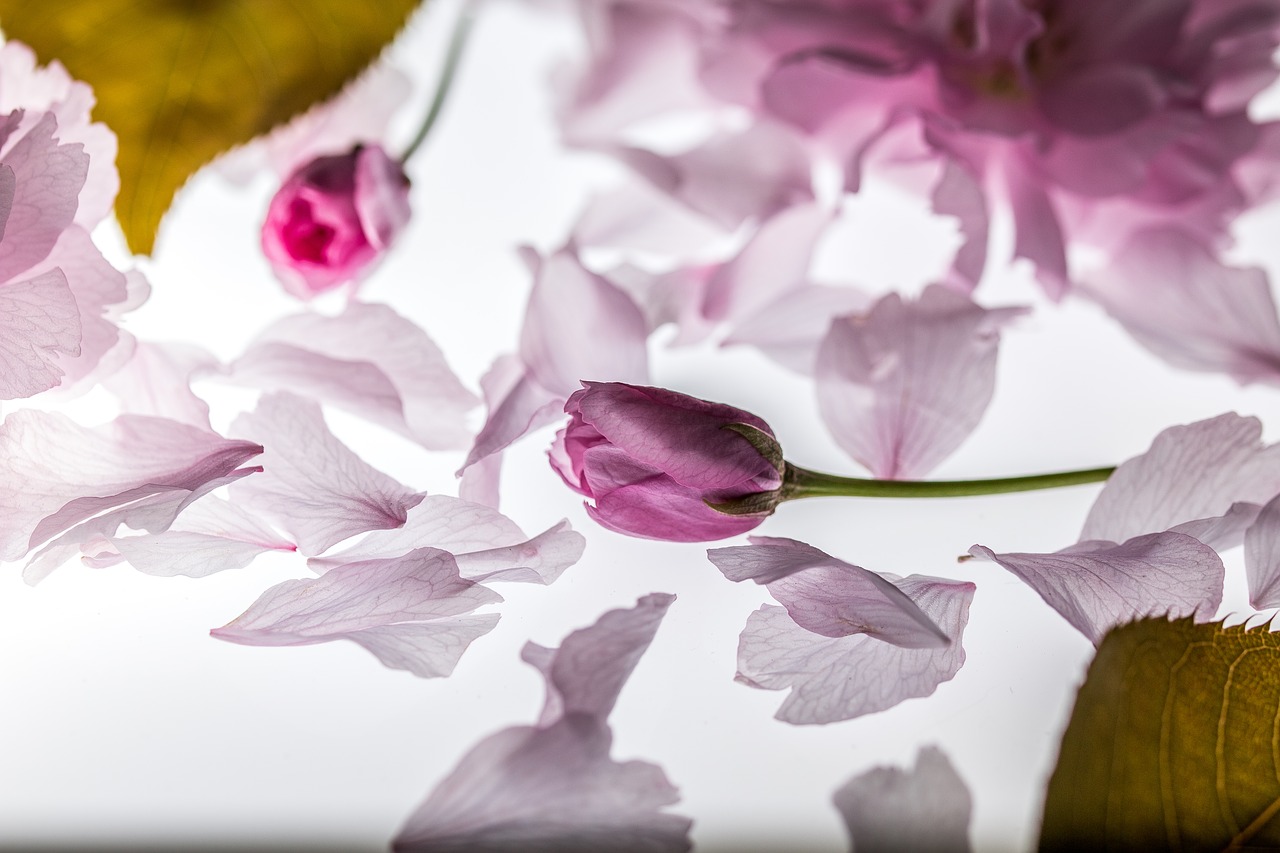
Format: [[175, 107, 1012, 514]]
[[1041, 616, 1280, 851], [0, 0, 422, 254]]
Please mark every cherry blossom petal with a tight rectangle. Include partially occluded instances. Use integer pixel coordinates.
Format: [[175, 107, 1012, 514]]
[[1080, 413, 1280, 544], [1006, 159, 1069, 299], [736, 576, 974, 724], [833, 746, 973, 853], [932, 158, 989, 293], [523, 591, 675, 726], [0, 269, 80, 399], [969, 533, 1224, 644], [1245, 493, 1280, 609], [212, 548, 502, 677], [1082, 227, 1280, 384], [309, 496, 583, 586], [724, 283, 871, 374], [570, 179, 728, 257], [229, 392, 423, 556], [709, 537, 949, 648], [103, 340, 219, 428], [816, 285, 1026, 479], [0, 410, 261, 563], [226, 302, 478, 450], [393, 594, 691, 852], [0, 111, 85, 282]]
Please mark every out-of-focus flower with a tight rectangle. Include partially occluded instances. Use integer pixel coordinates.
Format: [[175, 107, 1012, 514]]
[[261, 143, 410, 299], [550, 382, 783, 542], [0, 41, 146, 399]]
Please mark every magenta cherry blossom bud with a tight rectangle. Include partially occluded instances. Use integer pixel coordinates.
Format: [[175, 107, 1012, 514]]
[[550, 382, 785, 542], [261, 144, 410, 299]]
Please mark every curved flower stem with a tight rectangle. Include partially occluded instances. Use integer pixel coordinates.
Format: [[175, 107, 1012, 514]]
[[400, 1, 476, 164], [781, 462, 1115, 501]]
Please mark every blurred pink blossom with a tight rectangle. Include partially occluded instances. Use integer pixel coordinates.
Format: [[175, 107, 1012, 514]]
[[0, 41, 146, 399], [261, 144, 411, 298]]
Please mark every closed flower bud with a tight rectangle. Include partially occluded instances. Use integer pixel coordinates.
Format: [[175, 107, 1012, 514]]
[[550, 382, 785, 542], [262, 144, 410, 299]]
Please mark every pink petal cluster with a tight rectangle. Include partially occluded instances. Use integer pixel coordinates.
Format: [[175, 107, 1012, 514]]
[[393, 593, 692, 852], [972, 413, 1280, 640], [709, 537, 974, 724], [551, 382, 784, 542], [0, 41, 146, 399], [262, 144, 411, 299]]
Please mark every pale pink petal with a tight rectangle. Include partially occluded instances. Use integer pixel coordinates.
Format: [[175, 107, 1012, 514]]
[[1080, 413, 1280, 544], [519, 248, 650, 398], [1082, 227, 1280, 384], [611, 121, 813, 230], [345, 615, 503, 678], [725, 284, 872, 374], [229, 392, 423, 556], [393, 593, 691, 852], [736, 576, 974, 724], [709, 537, 948, 648], [354, 143, 412, 249], [213, 548, 502, 677], [462, 368, 572, 474], [0, 269, 80, 398], [0, 112, 85, 281], [524, 591, 675, 726], [833, 746, 973, 853], [458, 450, 503, 509], [1168, 501, 1263, 552], [571, 180, 728, 257], [20, 467, 260, 584], [0, 410, 261, 563], [394, 717, 691, 853], [1245, 493, 1280, 609], [309, 495, 582, 586], [1005, 158, 1070, 299], [226, 302, 478, 450], [968, 532, 1224, 644], [702, 202, 831, 326], [932, 158, 989, 293], [816, 285, 1026, 479], [103, 340, 219, 428]]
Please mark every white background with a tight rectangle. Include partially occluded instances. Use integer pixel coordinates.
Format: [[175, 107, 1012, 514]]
[[5, 1, 1280, 850]]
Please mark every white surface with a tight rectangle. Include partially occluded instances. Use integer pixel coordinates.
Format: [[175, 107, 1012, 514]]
[[4, 2, 1280, 850]]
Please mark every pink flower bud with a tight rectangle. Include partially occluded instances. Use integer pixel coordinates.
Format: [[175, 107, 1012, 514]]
[[261, 144, 411, 299], [550, 382, 785, 542]]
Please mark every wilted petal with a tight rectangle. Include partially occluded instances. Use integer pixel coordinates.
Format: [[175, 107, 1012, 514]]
[[816, 285, 1025, 479], [309, 495, 582, 585], [833, 746, 973, 853], [709, 537, 948, 648], [0, 410, 261, 563], [1080, 413, 1280, 544], [1082, 227, 1280, 383], [229, 392, 423, 556], [736, 576, 974, 724], [212, 548, 502, 677], [1245, 493, 1280, 609], [393, 593, 690, 852], [969, 532, 1224, 644], [226, 302, 478, 450]]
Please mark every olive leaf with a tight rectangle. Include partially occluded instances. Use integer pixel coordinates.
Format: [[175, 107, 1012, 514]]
[[1041, 616, 1280, 851], [0, 0, 423, 254]]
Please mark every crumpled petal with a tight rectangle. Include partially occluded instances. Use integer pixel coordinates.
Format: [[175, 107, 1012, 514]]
[[0, 410, 262, 564], [393, 593, 692, 853], [225, 302, 478, 450], [229, 392, 422, 556], [709, 537, 949, 648], [212, 547, 503, 678], [969, 532, 1225, 644], [1080, 413, 1280, 545], [736, 575, 974, 724], [832, 746, 973, 853], [816, 285, 1026, 479], [308, 495, 584, 586], [1082, 227, 1280, 384], [1245, 493, 1280, 609]]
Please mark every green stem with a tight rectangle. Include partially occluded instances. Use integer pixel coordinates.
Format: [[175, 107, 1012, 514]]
[[400, 2, 476, 164], [781, 462, 1115, 501]]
